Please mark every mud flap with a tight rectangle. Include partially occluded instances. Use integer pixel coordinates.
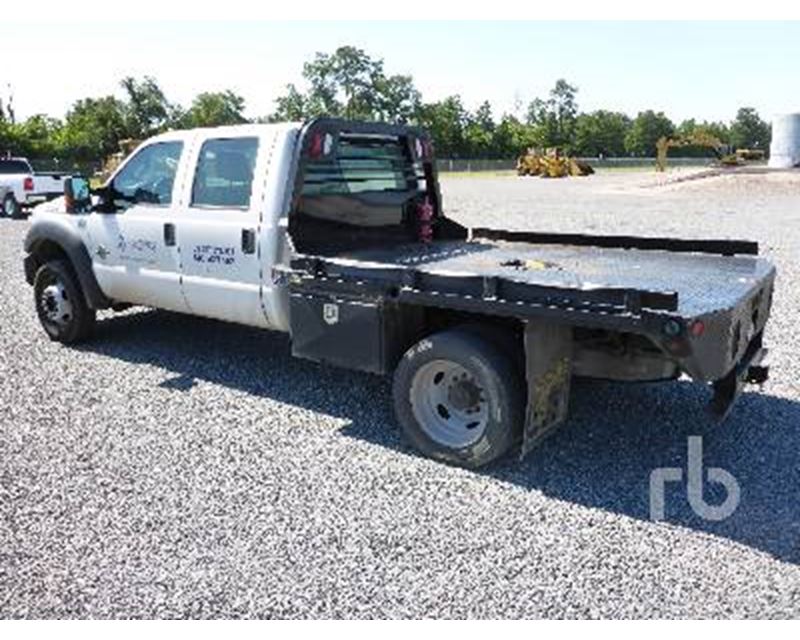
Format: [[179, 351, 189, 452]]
[[521, 320, 573, 459], [710, 333, 768, 420]]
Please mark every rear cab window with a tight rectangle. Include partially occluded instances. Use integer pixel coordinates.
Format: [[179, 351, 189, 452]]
[[191, 137, 260, 209], [295, 131, 426, 238], [0, 159, 33, 174], [301, 134, 415, 198]]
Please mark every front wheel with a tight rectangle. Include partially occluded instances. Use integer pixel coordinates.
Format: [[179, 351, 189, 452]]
[[392, 327, 524, 468], [33, 260, 96, 343]]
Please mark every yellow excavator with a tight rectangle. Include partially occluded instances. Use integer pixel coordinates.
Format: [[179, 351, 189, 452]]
[[655, 132, 740, 172], [517, 147, 594, 178]]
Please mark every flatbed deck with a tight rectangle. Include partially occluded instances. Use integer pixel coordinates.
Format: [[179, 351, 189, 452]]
[[336, 238, 775, 318], [286, 231, 775, 387]]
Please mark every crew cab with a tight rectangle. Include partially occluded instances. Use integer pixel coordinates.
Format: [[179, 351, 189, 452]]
[[1, 156, 71, 218], [22, 119, 775, 467]]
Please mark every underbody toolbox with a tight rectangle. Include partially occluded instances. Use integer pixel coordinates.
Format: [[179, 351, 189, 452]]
[[289, 291, 423, 374]]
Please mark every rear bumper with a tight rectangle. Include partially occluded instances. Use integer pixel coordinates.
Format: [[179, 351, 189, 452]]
[[25, 193, 58, 206], [670, 268, 776, 383]]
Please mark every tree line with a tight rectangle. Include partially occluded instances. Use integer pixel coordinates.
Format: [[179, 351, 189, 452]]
[[0, 46, 772, 168], [0, 77, 247, 166]]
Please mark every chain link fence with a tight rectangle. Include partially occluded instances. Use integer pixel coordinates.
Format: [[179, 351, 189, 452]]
[[25, 158, 103, 177], [436, 157, 720, 173], [25, 156, 720, 178]]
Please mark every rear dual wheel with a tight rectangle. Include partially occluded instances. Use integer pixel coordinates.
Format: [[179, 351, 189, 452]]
[[393, 327, 524, 468]]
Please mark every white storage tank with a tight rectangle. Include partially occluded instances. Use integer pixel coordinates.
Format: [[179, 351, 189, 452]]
[[769, 113, 800, 168]]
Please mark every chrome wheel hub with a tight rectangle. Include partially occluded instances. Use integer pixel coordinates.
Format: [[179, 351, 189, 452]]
[[410, 359, 489, 448], [41, 281, 73, 326]]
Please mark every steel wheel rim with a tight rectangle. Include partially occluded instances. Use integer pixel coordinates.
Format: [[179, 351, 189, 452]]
[[40, 278, 73, 328], [409, 359, 489, 448]]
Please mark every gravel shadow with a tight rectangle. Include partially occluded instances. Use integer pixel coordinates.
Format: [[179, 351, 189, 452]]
[[78, 308, 800, 565]]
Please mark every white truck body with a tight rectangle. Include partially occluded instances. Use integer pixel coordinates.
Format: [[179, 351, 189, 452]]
[[1, 157, 71, 216], [32, 123, 299, 330], [22, 119, 776, 467]]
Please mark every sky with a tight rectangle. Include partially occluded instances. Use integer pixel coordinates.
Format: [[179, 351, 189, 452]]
[[2, 21, 799, 125]]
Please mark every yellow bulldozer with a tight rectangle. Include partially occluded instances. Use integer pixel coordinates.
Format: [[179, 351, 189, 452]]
[[655, 132, 741, 172], [517, 147, 594, 178], [735, 148, 766, 162]]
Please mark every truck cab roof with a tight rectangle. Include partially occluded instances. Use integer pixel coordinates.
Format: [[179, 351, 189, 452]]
[[140, 122, 304, 145]]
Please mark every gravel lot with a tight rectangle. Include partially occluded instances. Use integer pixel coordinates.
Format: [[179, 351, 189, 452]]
[[1, 169, 799, 618]]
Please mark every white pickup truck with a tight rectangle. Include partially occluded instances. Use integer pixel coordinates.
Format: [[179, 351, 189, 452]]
[[22, 119, 775, 467], [1, 156, 71, 218]]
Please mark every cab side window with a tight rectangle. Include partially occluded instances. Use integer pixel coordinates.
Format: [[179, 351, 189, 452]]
[[191, 137, 260, 209], [113, 141, 183, 206]]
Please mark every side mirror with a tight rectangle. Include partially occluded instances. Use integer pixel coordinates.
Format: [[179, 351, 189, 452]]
[[64, 176, 92, 213]]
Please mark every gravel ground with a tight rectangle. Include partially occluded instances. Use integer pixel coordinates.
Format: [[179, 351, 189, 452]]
[[1, 170, 799, 618]]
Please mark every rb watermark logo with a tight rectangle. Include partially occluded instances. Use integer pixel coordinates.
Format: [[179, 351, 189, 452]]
[[650, 436, 740, 522]]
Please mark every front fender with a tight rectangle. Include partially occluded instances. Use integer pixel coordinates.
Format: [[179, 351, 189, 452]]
[[24, 219, 111, 309]]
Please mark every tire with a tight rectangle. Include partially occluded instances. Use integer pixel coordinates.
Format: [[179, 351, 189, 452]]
[[33, 260, 96, 344], [2, 194, 21, 219], [454, 322, 525, 376], [393, 327, 524, 468]]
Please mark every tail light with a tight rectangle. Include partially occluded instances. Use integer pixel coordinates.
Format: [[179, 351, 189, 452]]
[[689, 319, 706, 338], [23, 176, 34, 191], [308, 133, 323, 159], [417, 197, 434, 243]]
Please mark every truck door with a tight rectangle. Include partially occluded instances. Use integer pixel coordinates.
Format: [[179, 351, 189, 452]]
[[175, 135, 270, 327], [83, 140, 192, 312]]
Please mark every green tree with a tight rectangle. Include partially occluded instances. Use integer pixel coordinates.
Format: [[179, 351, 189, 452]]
[[183, 91, 247, 128], [0, 117, 13, 152], [270, 84, 307, 122], [672, 118, 732, 157], [491, 114, 539, 157], [8, 115, 63, 159], [120, 76, 176, 138], [305, 46, 382, 118], [526, 79, 579, 151], [677, 118, 730, 143], [270, 46, 421, 124], [526, 97, 556, 148], [416, 96, 468, 157], [463, 101, 495, 157], [373, 73, 420, 123], [550, 79, 578, 148], [574, 110, 631, 157], [57, 96, 128, 161], [625, 110, 675, 156], [729, 107, 770, 150]]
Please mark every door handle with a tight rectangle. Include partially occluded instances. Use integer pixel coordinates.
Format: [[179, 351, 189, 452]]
[[164, 223, 176, 247], [241, 228, 256, 254]]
